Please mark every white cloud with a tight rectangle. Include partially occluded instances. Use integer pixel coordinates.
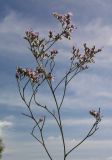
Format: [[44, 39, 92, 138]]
[[0, 121, 12, 128], [0, 120, 13, 136]]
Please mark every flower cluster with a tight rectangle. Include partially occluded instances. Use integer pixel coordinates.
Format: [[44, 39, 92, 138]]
[[24, 29, 45, 49], [16, 67, 54, 83], [89, 108, 101, 122], [24, 29, 60, 61], [16, 67, 44, 83], [48, 31, 62, 41], [53, 12, 75, 39], [50, 49, 58, 59], [71, 44, 102, 69]]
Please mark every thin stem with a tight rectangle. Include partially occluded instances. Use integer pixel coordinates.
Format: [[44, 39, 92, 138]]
[[40, 131, 53, 160], [31, 124, 43, 144], [31, 114, 53, 160], [28, 103, 53, 160], [44, 40, 56, 53], [67, 68, 80, 85], [54, 66, 78, 92], [23, 79, 30, 98], [59, 74, 68, 110], [31, 82, 61, 131], [54, 71, 70, 92]]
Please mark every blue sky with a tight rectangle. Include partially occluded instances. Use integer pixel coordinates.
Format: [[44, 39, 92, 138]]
[[0, 0, 112, 160]]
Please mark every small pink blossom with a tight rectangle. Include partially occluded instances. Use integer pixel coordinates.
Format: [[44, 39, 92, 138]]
[[47, 73, 55, 81], [89, 108, 101, 121]]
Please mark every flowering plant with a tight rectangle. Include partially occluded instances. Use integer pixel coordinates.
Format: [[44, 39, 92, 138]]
[[16, 12, 102, 160]]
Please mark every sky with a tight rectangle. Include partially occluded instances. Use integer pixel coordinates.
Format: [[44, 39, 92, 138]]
[[0, 0, 112, 160]]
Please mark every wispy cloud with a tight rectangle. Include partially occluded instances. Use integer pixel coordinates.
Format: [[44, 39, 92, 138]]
[[3, 132, 112, 160], [107, 157, 112, 160], [47, 117, 112, 127], [0, 11, 31, 54]]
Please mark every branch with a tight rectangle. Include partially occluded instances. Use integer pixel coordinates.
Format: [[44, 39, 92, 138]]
[[59, 74, 68, 110], [65, 119, 100, 158], [31, 123, 43, 144]]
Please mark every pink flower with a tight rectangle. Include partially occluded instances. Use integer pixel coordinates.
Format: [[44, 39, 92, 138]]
[[89, 108, 101, 121]]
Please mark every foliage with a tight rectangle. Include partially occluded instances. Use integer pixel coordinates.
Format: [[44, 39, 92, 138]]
[[16, 12, 102, 160], [0, 139, 4, 159]]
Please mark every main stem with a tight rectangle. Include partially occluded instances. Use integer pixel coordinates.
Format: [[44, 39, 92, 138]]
[[58, 109, 66, 160], [47, 81, 66, 160]]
